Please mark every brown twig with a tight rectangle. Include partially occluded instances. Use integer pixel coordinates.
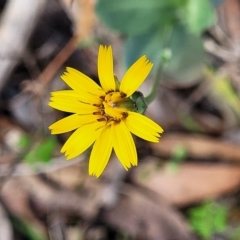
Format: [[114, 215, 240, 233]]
[[35, 35, 78, 95]]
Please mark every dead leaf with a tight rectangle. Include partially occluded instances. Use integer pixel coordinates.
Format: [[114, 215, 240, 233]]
[[0, 176, 47, 236], [132, 160, 240, 206], [102, 185, 196, 240], [151, 133, 240, 162]]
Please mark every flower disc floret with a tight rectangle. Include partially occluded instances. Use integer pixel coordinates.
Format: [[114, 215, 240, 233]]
[[98, 91, 129, 123]]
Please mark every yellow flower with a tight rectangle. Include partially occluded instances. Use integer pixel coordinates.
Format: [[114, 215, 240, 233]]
[[49, 45, 163, 177]]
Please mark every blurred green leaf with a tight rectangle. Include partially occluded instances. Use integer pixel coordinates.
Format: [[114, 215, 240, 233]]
[[184, 0, 216, 35], [188, 201, 228, 239], [171, 145, 188, 160], [12, 216, 46, 240], [124, 24, 204, 85], [96, 0, 183, 36], [164, 24, 204, 84], [24, 137, 57, 164], [210, 0, 225, 6], [167, 144, 188, 172], [18, 135, 30, 149], [230, 226, 240, 240], [124, 27, 166, 67], [205, 68, 240, 120], [97, 0, 214, 85], [179, 112, 204, 131]]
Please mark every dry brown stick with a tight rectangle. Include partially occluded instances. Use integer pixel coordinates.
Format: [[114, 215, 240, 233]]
[[24, 34, 78, 111], [38, 35, 78, 85]]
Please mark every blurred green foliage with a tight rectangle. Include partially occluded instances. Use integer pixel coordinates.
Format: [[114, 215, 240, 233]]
[[96, 0, 216, 85], [19, 135, 57, 164], [230, 226, 240, 240], [18, 134, 31, 149], [12, 216, 46, 240], [184, 0, 216, 35], [179, 113, 204, 132], [188, 201, 228, 239], [205, 68, 240, 120], [166, 144, 187, 172]]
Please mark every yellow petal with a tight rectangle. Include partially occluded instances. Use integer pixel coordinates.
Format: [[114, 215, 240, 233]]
[[49, 101, 82, 113], [51, 90, 102, 104], [49, 96, 98, 114], [98, 45, 116, 91], [113, 121, 137, 169], [51, 90, 79, 98], [120, 56, 153, 97], [49, 114, 99, 134], [62, 67, 105, 96], [124, 112, 163, 142], [61, 121, 105, 160], [89, 125, 113, 177]]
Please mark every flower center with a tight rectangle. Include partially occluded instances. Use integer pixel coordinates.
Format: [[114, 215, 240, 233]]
[[104, 92, 127, 117], [95, 91, 130, 124]]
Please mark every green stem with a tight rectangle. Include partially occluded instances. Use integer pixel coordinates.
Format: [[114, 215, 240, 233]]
[[145, 59, 164, 104]]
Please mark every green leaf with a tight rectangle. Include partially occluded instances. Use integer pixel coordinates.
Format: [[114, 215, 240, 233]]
[[204, 68, 240, 120], [12, 216, 46, 240], [210, 0, 224, 6], [35, 137, 57, 163], [124, 24, 204, 86], [184, 0, 216, 35], [188, 201, 228, 239], [166, 145, 188, 172], [164, 24, 204, 85], [18, 135, 30, 149], [96, 0, 183, 36], [24, 137, 57, 164], [124, 27, 166, 67], [179, 112, 204, 132]]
